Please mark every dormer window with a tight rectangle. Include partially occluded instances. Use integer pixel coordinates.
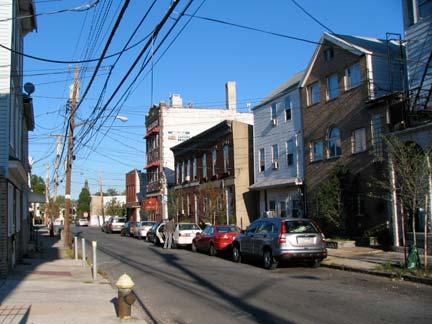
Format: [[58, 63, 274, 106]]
[[324, 48, 334, 62]]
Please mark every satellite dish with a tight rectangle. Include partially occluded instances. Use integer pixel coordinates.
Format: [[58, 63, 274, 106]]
[[24, 82, 35, 95]]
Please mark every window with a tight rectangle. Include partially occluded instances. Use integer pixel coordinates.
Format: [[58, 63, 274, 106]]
[[202, 153, 207, 178], [223, 144, 229, 172], [270, 103, 277, 120], [371, 114, 383, 161], [352, 128, 366, 154], [259, 148, 265, 172], [181, 162, 185, 182], [271, 144, 279, 162], [419, 0, 432, 18], [285, 96, 292, 121], [345, 63, 361, 90], [212, 148, 217, 176], [176, 163, 180, 184], [311, 140, 324, 162], [328, 128, 342, 157], [193, 157, 197, 179], [326, 74, 339, 100], [286, 140, 295, 166], [308, 82, 320, 105], [324, 48, 334, 62], [269, 200, 276, 211], [280, 201, 286, 218], [292, 199, 301, 218], [186, 160, 191, 179]]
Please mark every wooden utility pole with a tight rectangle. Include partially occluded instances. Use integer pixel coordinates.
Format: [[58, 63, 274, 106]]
[[44, 163, 51, 234], [99, 174, 105, 225], [64, 66, 80, 248]]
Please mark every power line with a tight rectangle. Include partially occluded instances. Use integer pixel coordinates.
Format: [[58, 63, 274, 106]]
[[289, 0, 335, 34], [0, 0, 100, 23]]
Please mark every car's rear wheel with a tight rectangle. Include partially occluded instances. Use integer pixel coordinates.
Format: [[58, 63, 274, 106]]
[[191, 241, 197, 252], [232, 245, 241, 263], [154, 237, 160, 246], [263, 249, 278, 270], [209, 243, 216, 256]]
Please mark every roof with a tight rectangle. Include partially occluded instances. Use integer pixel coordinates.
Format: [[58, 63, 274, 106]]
[[253, 71, 304, 110], [249, 177, 302, 190], [300, 32, 403, 87]]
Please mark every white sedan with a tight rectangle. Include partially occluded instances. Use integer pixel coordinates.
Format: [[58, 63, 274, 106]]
[[77, 218, 89, 226], [173, 223, 202, 247], [134, 221, 156, 239]]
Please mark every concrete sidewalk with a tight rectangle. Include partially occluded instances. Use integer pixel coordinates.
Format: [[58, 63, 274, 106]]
[[322, 246, 432, 285], [0, 234, 146, 324]]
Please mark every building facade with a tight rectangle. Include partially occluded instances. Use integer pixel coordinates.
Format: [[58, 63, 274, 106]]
[[125, 169, 146, 221], [0, 0, 36, 278], [301, 33, 405, 238], [144, 82, 253, 221], [171, 120, 255, 229], [250, 71, 305, 218]]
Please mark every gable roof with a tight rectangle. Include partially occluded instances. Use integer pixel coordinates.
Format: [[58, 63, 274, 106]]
[[300, 32, 402, 87], [253, 70, 304, 110]]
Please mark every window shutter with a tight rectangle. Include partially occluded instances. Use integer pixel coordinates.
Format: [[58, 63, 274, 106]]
[[8, 183, 14, 236], [16, 189, 21, 232]]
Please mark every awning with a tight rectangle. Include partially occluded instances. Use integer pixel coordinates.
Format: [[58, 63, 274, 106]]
[[145, 161, 160, 169], [29, 192, 45, 203], [249, 177, 303, 190], [144, 126, 160, 139], [143, 197, 160, 211]]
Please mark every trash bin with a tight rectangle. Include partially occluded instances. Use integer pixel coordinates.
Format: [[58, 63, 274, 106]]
[[407, 245, 421, 269]]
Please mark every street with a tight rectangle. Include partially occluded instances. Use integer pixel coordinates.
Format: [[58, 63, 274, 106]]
[[74, 227, 432, 324]]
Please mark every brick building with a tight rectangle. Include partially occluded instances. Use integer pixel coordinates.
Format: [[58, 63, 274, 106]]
[[0, 0, 36, 278], [125, 169, 146, 221], [171, 120, 256, 229], [301, 33, 405, 238], [144, 82, 253, 221]]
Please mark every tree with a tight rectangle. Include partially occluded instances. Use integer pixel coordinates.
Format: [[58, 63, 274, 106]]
[[31, 175, 45, 195], [309, 165, 348, 237], [77, 187, 91, 218], [369, 137, 431, 268], [105, 198, 125, 216], [197, 183, 227, 225], [106, 188, 119, 196]]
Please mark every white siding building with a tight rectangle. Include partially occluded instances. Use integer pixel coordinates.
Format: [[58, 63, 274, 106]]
[[0, 0, 36, 278], [250, 71, 305, 218]]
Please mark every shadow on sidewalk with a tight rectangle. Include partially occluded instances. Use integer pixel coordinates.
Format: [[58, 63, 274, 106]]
[[0, 231, 62, 306]]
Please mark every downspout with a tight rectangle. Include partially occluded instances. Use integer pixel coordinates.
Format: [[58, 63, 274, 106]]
[[389, 157, 400, 246]]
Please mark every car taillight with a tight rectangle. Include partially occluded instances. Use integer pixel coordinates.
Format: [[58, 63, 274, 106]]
[[279, 222, 287, 243]]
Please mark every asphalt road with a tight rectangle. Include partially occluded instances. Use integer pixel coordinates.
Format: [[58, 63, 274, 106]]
[[73, 227, 432, 324]]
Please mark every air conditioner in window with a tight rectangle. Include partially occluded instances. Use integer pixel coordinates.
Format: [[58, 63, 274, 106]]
[[271, 118, 277, 126], [185, 176, 190, 182], [272, 161, 279, 169]]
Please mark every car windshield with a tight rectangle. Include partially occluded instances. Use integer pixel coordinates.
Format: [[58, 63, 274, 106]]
[[115, 218, 126, 223], [142, 221, 155, 226], [216, 226, 240, 233], [285, 220, 319, 234], [178, 224, 200, 231]]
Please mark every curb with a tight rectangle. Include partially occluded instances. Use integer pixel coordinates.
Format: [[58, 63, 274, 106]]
[[321, 263, 432, 286]]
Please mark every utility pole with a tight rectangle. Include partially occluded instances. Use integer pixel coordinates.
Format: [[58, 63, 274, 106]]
[[159, 108, 168, 220], [99, 173, 105, 225], [48, 134, 64, 198], [64, 66, 80, 248], [44, 163, 51, 234]]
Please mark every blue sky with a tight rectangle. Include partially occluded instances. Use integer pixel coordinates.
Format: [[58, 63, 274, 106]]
[[26, 0, 404, 198]]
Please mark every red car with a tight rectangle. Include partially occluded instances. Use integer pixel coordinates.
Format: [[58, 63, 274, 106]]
[[192, 225, 241, 256]]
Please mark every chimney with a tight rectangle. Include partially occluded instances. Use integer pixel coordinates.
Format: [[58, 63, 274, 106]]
[[170, 94, 183, 108], [225, 81, 237, 111]]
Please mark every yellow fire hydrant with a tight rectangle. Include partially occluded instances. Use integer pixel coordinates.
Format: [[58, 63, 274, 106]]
[[115, 273, 136, 319]]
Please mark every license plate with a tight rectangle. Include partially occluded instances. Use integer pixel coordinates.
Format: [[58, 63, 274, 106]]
[[298, 237, 314, 245], [184, 233, 191, 237]]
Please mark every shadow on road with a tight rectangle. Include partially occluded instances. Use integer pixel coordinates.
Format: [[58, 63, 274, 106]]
[[96, 243, 293, 324]]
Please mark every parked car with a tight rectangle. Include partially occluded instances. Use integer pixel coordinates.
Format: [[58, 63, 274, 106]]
[[77, 218, 89, 227], [101, 220, 109, 232], [134, 221, 156, 239], [173, 223, 202, 247], [192, 225, 240, 255], [53, 218, 64, 235], [120, 221, 136, 236], [232, 218, 327, 269], [106, 216, 126, 233], [146, 221, 167, 245]]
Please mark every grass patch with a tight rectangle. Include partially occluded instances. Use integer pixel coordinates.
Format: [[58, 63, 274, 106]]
[[374, 261, 432, 278], [64, 247, 74, 259]]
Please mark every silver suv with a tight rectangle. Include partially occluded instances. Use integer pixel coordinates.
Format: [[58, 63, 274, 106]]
[[232, 217, 327, 269]]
